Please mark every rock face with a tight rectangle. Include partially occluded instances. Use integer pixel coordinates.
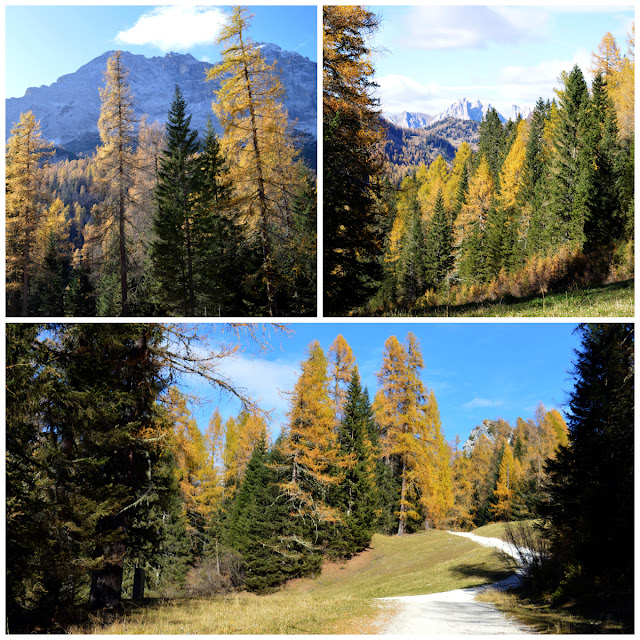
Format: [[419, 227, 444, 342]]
[[462, 419, 502, 456], [385, 99, 533, 130], [6, 44, 316, 154], [383, 111, 434, 129]]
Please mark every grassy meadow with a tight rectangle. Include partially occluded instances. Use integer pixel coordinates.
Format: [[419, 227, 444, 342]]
[[384, 279, 634, 318], [73, 530, 510, 634]]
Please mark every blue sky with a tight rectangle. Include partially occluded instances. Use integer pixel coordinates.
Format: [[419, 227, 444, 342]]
[[5, 5, 317, 99], [177, 322, 583, 446], [371, 5, 634, 116]]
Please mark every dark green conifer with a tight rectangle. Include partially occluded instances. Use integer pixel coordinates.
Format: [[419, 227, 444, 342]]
[[423, 188, 453, 289], [329, 367, 378, 558], [151, 85, 200, 315]]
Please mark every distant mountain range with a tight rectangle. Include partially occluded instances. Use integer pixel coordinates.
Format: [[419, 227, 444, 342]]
[[384, 98, 532, 129], [6, 44, 317, 156]]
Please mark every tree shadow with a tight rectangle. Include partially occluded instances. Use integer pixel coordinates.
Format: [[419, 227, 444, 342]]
[[449, 562, 513, 586]]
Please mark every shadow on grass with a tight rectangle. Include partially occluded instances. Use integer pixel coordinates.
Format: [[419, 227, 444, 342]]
[[449, 562, 513, 586], [361, 278, 634, 318]]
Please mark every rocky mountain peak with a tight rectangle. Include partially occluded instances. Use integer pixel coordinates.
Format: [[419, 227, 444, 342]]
[[7, 45, 316, 155]]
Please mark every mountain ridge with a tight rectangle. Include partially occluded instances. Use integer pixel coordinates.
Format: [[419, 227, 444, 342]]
[[384, 98, 532, 129], [7, 45, 316, 155]]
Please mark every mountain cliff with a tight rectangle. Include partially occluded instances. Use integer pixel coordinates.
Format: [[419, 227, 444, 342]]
[[384, 98, 532, 130], [6, 45, 316, 155]]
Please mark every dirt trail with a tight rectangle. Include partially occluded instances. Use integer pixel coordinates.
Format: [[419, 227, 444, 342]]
[[378, 531, 533, 635]]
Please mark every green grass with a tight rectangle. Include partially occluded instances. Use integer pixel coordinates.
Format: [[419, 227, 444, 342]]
[[382, 279, 634, 317], [72, 531, 511, 634]]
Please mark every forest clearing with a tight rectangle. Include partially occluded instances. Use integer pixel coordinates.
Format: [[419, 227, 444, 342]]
[[7, 323, 633, 633]]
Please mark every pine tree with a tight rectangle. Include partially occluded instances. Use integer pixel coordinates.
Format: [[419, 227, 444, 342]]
[[6, 111, 54, 315], [151, 85, 200, 315]]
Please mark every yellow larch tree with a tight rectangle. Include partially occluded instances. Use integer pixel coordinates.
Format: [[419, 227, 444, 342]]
[[280, 341, 344, 525], [417, 155, 449, 222], [375, 332, 436, 534], [92, 50, 138, 316], [6, 110, 54, 315], [208, 6, 302, 316], [591, 31, 623, 79], [454, 154, 494, 246], [498, 119, 529, 212], [416, 391, 454, 529], [328, 334, 356, 420], [491, 443, 523, 521], [609, 24, 635, 141]]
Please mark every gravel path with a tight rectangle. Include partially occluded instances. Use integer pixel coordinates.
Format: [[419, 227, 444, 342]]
[[378, 531, 533, 635]]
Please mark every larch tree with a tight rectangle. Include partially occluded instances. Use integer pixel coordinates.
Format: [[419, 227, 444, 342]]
[[92, 51, 138, 316], [208, 6, 304, 316], [280, 341, 344, 531], [6, 111, 54, 316], [323, 5, 386, 315], [375, 333, 430, 535], [327, 334, 356, 420]]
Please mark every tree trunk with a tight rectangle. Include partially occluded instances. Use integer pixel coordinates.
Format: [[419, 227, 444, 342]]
[[397, 455, 407, 536]]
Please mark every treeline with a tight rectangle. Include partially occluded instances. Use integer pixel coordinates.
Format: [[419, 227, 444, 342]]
[[7, 324, 569, 631], [323, 13, 634, 315], [6, 7, 316, 318]]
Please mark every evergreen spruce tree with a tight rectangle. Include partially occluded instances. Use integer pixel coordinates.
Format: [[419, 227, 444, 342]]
[[541, 324, 633, 619], [190, 118, 242, 315], [151, 85, 200, 316], [478, 107, 506, 187], [423, 188, 453, 290], [584, 72, 624, 252], [548, 65, 592, 248], [395, 198, 425, 306], [329, 367, 378, 558]]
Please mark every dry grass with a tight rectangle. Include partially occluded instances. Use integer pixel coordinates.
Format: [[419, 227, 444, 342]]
[[476, 588, 627, 634], [72, 530, 511, 634]]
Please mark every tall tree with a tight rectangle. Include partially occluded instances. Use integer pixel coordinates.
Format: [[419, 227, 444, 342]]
[[280, 341, 344, 533], [208, 7, 306, 316], [541, 324, 633, 617], [329, 367, 378, 557], [6, 111, 53, 315], [151, 86, 200, 315], [92, 51, 138, 316], [423, 188, 454, 290], [323, 5, 385, 315], [548, 65, 592, 248], [328, 334, 356, 419]]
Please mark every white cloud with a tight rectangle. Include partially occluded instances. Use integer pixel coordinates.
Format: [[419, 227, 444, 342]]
[[116, 6, 227, 51], [398, 6, 548, 51], [463, 397, 504, 409], [377, 74, 443, 113]]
